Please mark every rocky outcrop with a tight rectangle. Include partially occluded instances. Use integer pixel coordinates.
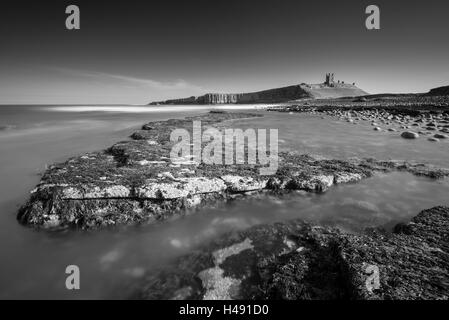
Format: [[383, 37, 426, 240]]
[[149, 74, 370, 105], [17, 112, 449, 230], [150, 85, 312, 105], [137, 206, 449, 300], [426, 85, 449, 97]]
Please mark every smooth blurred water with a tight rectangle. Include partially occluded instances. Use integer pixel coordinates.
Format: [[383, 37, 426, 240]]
[[0, 105, 448, 299]]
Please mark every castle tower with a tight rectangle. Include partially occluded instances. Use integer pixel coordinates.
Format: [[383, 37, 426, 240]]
[[325, 73, 335, 87]]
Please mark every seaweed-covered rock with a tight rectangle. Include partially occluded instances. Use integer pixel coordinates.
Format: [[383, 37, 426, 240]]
[[340, 206, 449, 299], [137, 206, 449, 300], [17, 112, 449, 230]]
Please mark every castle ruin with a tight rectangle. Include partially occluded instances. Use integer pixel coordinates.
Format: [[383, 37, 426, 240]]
[[150, 73, 365, 105], [325, 73, 335, 87], [324, 73, 356, 87]]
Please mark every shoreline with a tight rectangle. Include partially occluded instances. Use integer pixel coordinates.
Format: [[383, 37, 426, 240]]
[[17, 111, 449, 230], [13, 109, 449, 300], [268, 95, 449, 114]]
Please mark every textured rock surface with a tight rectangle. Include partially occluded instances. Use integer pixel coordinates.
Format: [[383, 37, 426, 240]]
[[137, 206, 449, 300], [18, 112, 449, 230]]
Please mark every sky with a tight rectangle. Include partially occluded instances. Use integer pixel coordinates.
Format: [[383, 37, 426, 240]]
[[0, 0, 448, 104]]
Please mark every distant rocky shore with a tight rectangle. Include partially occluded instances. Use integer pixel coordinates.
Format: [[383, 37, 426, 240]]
[[268, 94, 449, 113], [17, 111, 449, 230], [268, 95, 449, 142]]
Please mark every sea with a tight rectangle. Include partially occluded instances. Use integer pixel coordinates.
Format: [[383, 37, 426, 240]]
[[0, 104, 448, 299]]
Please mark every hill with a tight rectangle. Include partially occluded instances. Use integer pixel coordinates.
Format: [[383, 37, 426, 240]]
[[426, 85, 449, 96], [299, 83, 368, 100], [150, 84, 312, 105], [149, 73, 368, 105]]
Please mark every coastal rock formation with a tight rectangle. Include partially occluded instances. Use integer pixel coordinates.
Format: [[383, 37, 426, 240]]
[[149, 74, 368, 105], [268, 93, 449, 113], [426, 85, 449, 97], [17, 112, 449, 230], [150, 85, 312, 105], [137, 206, 449, 300], [268, 96, 449, 143]]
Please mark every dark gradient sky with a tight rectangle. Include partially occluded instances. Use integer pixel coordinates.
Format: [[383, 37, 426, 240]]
[[0, 0, 448, 104]]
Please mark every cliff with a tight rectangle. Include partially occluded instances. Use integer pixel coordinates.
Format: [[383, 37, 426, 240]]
[[150, 84, 312, 105], [149, 82, 368, 105]]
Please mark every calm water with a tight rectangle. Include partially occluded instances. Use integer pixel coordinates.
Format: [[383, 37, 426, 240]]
[[0, 105, 448, 299]]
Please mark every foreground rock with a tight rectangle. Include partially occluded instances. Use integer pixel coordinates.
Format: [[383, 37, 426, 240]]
[[17, 112, 449, 230], [137, 206, 449, 300]]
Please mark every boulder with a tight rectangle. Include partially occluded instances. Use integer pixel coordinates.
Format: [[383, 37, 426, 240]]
[[401, 131, 419, 139]]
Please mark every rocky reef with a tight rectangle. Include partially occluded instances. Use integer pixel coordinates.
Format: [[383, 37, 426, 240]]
[[269, 95, 449, 142], [268, 95, 449, 114], [137, 206, 449, 300], [17, 111, 449, 230]]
